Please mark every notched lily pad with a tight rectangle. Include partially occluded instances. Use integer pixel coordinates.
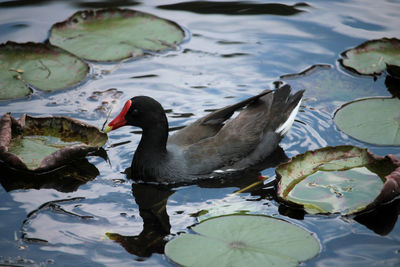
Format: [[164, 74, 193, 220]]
[[0, 42, 89, 100], [276, 146, 400, 215], [0, 112, 107, 172], [280, 65, 379, 104], [334, 97, 400, 146], [339, 38, 400, 76], [165, 215, 320, 267], [49, 8, 185, 62]]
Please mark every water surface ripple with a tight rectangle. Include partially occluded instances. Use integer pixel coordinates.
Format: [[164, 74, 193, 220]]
[[0, 1, 399, 266]]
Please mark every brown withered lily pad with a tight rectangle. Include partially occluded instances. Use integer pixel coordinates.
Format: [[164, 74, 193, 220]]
[[0, 113, 107, 172], [275, 146, 400, 215]]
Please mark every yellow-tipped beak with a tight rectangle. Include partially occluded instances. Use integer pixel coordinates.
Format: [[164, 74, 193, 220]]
[[104, 125, 113, 134]]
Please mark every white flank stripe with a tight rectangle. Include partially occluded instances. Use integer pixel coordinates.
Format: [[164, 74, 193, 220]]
[[275, 99, 302, 135]]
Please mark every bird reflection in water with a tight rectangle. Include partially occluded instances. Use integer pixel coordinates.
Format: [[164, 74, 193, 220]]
[[105, 145, 400, 259], [105, 146, 289, 258], [106, 183, 174, 258]]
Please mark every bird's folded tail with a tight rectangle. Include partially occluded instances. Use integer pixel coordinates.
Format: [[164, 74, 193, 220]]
[[272, 85, 304, 135]]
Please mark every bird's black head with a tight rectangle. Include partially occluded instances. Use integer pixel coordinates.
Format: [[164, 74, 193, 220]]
[[105, 96, 167, 132]]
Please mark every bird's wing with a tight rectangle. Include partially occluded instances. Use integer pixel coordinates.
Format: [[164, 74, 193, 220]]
[[168, 90, 272, 147]]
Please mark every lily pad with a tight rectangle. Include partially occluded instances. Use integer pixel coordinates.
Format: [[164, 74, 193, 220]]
[[0, 42, 89, 100], [339, 38, 400, 76], [49, 8, 185, 62], [333, 97, 400, 146], [280, 66, 379, 105], [276, 146, 400, 215], [165, 215, 320, 267], [0, 113, 107, 172]]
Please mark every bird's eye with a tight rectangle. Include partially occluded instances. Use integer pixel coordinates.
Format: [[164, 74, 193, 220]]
[[133, 109, 139, 114]]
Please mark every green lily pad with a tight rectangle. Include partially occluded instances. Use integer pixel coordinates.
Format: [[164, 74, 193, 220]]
[[339, 38, 400, 76], [280, 65, 379, 104], [276, 146, 400, 215], [333, 97, 400, 146], [0, 42, 89, 100], [165, 215, 320, 267], [49, 8, 185, 62], [0, 113, 107, 172]]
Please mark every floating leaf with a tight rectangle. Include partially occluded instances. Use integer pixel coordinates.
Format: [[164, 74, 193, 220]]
[[280, 66, 379, 104], [0, 113, 107, 172], [88, 88, 123, 116], [276, 146, 400, 215], [0, 42, 89, 100], [49, 8, 185, 62], [165, 215, 320, 267], [339, 38, 400, 76], [334, 97, 400, 146]]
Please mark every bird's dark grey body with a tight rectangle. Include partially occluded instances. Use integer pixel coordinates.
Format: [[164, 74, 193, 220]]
[[107, 85, 304, 184]]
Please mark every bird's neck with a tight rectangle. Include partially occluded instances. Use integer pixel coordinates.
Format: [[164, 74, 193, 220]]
[[131, 118, 169, 180], [137, 125, 168, 154]]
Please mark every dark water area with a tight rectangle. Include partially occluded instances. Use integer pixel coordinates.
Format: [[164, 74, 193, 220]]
[[0, 0, 399, 266]]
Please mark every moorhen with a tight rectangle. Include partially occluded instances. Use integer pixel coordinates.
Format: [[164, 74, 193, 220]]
[[105, 85, 304, 183]]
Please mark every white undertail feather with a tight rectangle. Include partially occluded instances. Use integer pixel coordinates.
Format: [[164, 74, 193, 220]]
[[275, 99, 302, 135]]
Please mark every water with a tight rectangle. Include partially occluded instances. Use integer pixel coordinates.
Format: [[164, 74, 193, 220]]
[[0, 0, 399, 266]]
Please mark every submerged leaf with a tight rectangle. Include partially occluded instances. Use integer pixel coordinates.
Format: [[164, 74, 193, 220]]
[[339, 38, 400, 76], [165, 215, 320, 267], [0, 42, 89, 99], [0, 113, 107, 171], [334, 97, 400, 146], [280, 66, 378, 104], [276, 146, 400, 215], [49, 8, 185, 62]]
